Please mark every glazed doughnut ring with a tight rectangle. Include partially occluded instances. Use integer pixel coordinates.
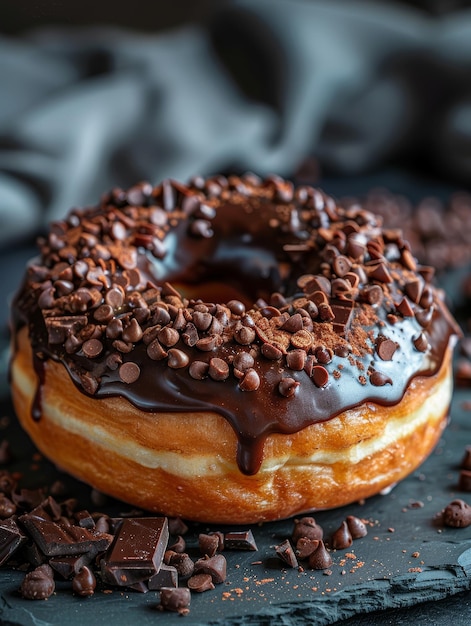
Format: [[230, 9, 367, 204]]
[[10, 173, 459, 523]]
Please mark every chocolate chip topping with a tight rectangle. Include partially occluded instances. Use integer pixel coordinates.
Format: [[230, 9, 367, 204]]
[[12, 174, 458, 477]]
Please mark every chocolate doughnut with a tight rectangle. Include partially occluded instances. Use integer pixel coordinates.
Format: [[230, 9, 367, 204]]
[[10, 174, 460, 523]]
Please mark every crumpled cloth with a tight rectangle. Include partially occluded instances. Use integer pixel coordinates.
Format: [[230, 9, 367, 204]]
[[1, 0, 471, 246]]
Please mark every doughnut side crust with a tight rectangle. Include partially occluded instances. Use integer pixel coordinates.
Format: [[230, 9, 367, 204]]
[[11, 326, 452, 523]]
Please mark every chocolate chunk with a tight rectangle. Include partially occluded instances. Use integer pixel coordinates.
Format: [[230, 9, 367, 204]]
[[20, 564, 55, 600], [159, 587, 191, 613], [72, 565, 96, 596], [224, 529, 258, 551], [49, 554, 91, 579], [0, 518, 27, 566], [148, 564, 178, 590], [74, 510, 95, 529], [19, 515, 111, 557], [330, 298, 354, 335], [101, 517, 169, 586], [275, 539, 298, 568]]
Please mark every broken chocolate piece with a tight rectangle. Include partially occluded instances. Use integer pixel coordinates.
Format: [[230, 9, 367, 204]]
[[0, 517, 27, 566], [275, 539, 298, 568], [224, 529, 258, 551], [101, 517, 169, 586], [19, 515, 111, 557], [148, 564, 178, 590]]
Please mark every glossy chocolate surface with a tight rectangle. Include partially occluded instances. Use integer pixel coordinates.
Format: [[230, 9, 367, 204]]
[[11, 174, 459, 475]]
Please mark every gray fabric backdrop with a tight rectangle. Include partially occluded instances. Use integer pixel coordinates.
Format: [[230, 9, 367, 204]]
[[1, 0, 471, 246]]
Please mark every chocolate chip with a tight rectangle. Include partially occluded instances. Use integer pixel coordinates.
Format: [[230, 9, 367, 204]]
[[292, 517, 323, 543], [159, 587, 191, 613], [312, 365, 329, 388], [195, 335, 218, 351], [147, 339, 168, 361], [167, 552, 194, 578], [119, 362, 141, 383], [227, 300, 246, 317], [234, 325, 256, 345], [261, 343, 283, 360], [238, 368, 260, 391], [82, 338, 103, 358], [296, 538, 319, 560], [443, 499, 471, 528], [72, 566, 96, 596], [278, 377, 300, 397], [331, 521, 353, 550], [187, 573, 215, 593], [413, 333, 429, 352], [361, 284, 384, 306], [157, 326, 180, 347], [286, 349, 306, 370], [281, 314, 304, 333], [208, 357, 229, 381], [168, 535, 186, 553], [308, 541, 332, 570], [0, 494, 16, 518], [199, 533, 219, 557], [192, 311, 213, 331], [333, 255, 352, 277], [167, 349, 189, 369], [314, 346, 333, 365], [369, 370, 392, 386], [20, 564, 55, 600], [194, 554, 227, 583], [376, 337, 398, 361], [345, 515, 368, 539], [189, 361, 209, 380], [122, 318, 143, 343], [233, 352, 254, 372]]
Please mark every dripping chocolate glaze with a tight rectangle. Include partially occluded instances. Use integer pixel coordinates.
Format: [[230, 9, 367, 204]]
[[11, 174, 460, 475]]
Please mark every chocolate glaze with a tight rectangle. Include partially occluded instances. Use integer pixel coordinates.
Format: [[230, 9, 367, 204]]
[[11, 174, 459, 475]]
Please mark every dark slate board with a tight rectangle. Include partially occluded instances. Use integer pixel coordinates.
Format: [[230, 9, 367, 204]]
[[0, 383, 471, 626], [1, 258, 471, 625]]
